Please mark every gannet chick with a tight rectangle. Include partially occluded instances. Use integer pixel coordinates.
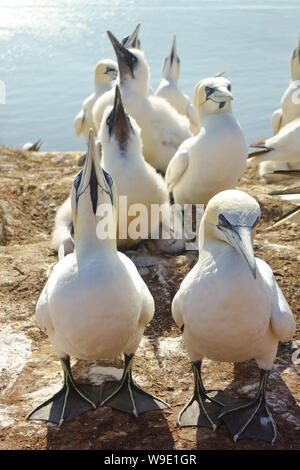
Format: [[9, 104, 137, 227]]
[[248, 118, 300, 167], [27, 130, 168, 425], [172, 190, 295, 443], [155, 36, 199, 134], [165, 76, 247, 206], [93, 31, 191, 173], [99, 85, 170, 248], [73, 59, 118, 143], [23, 140, 42, 151]]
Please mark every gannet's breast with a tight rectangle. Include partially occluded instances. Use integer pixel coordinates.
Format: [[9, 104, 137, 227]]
[[41, 252, 145, 360], [280, 82, 300, 127], [173, 114, 247, 205], [180, 247, 273, 363]]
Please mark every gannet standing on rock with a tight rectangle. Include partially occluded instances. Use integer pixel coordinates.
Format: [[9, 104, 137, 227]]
[[27, 130, 168, 424], [172, 190, 295, 443], [165, 76, 247, 206], [73, 59, 118, 143], [155, 36, 199, 135], [93, 31, 191, 173], [99, 85, 172, 249]]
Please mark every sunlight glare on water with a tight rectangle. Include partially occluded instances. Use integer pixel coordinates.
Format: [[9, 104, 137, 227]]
[[0, 0, 300, 151]]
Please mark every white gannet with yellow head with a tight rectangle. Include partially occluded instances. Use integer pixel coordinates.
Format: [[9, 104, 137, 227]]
[[99, 85, 171, 248], [257, 37, 300, 182], [73, 59, 118, 143], [93, 30, 191, 173], [155, 36, 199, 134], [165, 76, 248, 206], [27, 130, 168, 425], [172, 189, 295, 443]]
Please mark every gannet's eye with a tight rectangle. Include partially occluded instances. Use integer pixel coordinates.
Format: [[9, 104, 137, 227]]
[[252, 216, 260, 227], [218, 214, 232, 228], [103, 169, 113, 187], [74, 170, 82, 191], [227, 84, 232, 91], [205, 86, 214, 97]]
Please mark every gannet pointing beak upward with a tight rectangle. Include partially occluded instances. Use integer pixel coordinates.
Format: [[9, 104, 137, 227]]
[[27, 129, 168, 424], [107, 30, 138, 80], [106, 84, 132, 148], [121, 23, 141, 49]]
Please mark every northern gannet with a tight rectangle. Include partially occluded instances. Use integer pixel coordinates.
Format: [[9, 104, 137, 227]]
[[93, 31, 191, 173], [248, 118, 300, 167], [272, 36, 300, 133], [258, 37, 300, 181], [73, 59, 118, 143], [23, 140, 42, 151], [155, 36, 199, 135], [27, 130, 167, 424], [172, 190, 295, 443], [165, 76, 247, 206], [99, 85, 169, 248]]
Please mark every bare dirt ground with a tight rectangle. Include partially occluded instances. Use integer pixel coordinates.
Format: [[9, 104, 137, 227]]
[[0, 146, 299, 450]]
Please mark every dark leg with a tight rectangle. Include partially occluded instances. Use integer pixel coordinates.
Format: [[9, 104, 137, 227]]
[[27, 356, 98, 425], [100, 354, 169, 416], [219, 369, 277, 444], [177, 361, 231, 429]]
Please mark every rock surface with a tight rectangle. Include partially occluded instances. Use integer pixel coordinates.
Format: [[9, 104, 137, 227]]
[[0, 146, 299, 450]]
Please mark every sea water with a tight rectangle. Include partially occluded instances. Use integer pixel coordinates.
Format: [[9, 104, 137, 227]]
[[0, 0, 299, 152]]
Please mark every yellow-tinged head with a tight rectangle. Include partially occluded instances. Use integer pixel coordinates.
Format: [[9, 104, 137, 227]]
[[202, 190, 261, 278], [193, 75, 233, 115], [94, 59, 118, 86]]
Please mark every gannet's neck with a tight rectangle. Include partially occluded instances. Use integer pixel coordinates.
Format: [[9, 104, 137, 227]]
[[94, 80, 112, 94], [198, 106, 232, 121], [163, 68, 179, 84], [290, 66, 300, 82], [120, 76, 148, 97], [102, 136, 142, 165], [74, 206, 117, 261]]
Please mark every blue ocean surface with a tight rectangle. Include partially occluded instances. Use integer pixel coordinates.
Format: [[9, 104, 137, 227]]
[[0, 0, 299, 152]]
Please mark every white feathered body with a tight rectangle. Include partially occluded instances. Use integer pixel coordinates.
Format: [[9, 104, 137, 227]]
[[74, 83, 113, 143], [156, 79, 199, 134], [93, 85, 191, 173], [249, 118, 300, 166], [100, 116, 169, 246], [167, 113, 247, 206], [36, 249, 154, 360], [172, 240, 295, 369]]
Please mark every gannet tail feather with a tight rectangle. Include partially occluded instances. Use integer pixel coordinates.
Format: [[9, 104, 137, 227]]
[[272, 206, 300, 227], [248, 148, 273, 159]]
